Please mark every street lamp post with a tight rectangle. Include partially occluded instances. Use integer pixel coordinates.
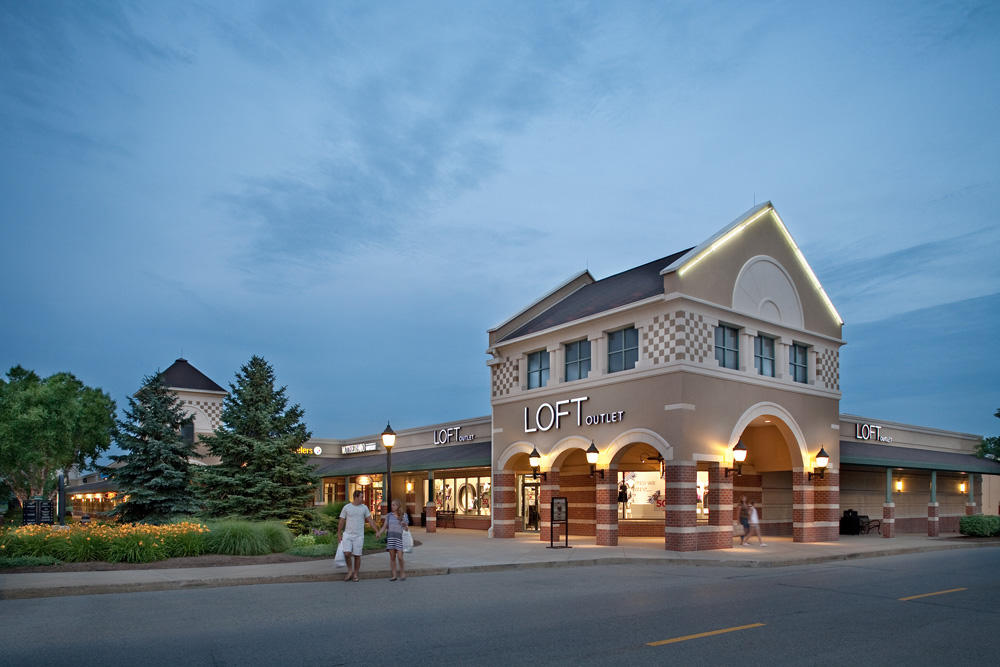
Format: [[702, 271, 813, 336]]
[[381, 422, 396, 516]]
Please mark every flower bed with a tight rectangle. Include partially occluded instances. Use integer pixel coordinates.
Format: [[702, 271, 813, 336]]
[[0, 522, 211, 563]]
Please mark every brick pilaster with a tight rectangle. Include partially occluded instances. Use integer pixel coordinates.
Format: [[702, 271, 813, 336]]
[[664, 461, 697, 552], [965, 503, 977, 516], [882, 502, 895, 538], [813, 471, 840, 542], [596, 466, 619, 546], [793, 471, 815, 543], [539, 471, 561, 542], [492, 472, 516, 538], [560, 472, 596, 537], [705, 463, 733, 550], [424, 502, 436, 533], [927, 502, 939, 537]]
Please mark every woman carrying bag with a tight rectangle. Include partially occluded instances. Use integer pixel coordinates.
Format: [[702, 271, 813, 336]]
[[375, 499, 410, 581]]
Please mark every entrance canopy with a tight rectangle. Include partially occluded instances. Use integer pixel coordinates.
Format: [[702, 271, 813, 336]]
[[311, 441, 491, 477], [840, 440, 1000, 474]]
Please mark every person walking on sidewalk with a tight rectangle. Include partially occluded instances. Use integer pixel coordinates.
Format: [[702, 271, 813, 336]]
[[376, 499, 410, 581], [338, 490, 379, 581], [738, 496, 751, 545], [746, 500, 765, 546]]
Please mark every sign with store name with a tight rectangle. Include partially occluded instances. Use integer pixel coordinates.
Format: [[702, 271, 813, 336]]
[[433, 426, 477, 445], [341, 442, 377, 454], [297, 446, 323, 455], [523, 395, 625, 433], [855, 423, 892, 443]]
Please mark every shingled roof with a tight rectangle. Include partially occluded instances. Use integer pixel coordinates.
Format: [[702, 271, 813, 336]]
[[500, 248, 693, 342], [161, 358, 226, 393]]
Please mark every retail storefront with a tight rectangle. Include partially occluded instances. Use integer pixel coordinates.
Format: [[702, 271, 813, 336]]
[[308, 417, 493, 529]]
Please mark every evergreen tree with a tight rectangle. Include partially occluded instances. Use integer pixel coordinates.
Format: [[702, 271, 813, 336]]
[[976, 408, 1000, 461], [108, 372, 199, 523], [197, 356, 316, 520]]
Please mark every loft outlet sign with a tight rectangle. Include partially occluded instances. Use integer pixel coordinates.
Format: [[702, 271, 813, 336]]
[[433, 426, 476, 445], [342, 442, 377, 454], [855, 423, 892, 443], [523, 395, 625, 433]]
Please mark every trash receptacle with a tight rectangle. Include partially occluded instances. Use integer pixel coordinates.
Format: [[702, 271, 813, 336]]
[[420, 510, 426, 527]]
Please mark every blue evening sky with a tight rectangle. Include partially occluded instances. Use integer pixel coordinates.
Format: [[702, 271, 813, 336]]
[[1, 1, 998, 442]]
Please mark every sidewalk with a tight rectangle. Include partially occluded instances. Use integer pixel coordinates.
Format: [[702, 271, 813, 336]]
[[2, 528, 995, 600]]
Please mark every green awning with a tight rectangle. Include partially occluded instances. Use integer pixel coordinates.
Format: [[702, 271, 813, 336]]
[[840, 440, 1000, 474], [311, 441, 491, 477]]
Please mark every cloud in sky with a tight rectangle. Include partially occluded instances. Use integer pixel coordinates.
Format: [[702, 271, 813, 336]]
[[1, 1, 999, 439]]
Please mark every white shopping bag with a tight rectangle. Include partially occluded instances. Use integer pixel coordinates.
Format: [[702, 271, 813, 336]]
[[334, 541, 347, 568], [402, 530, 413, 553]]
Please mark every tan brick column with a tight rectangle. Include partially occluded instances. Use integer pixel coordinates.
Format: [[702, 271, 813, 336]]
[[813, 471, 840, 542], [882, 502, 895, 538], [704, 463, 733, 550], [539, 471, 561, 542], [424, 502, 436, 533], [596, 466, 619, 546], [492, 472, 516, 539], [664, 461, 697, 552], [927, 502, 940, 537], [792, 471, 815, 543]]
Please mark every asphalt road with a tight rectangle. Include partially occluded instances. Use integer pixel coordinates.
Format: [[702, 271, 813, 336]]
[[2, 548, 998, 666]]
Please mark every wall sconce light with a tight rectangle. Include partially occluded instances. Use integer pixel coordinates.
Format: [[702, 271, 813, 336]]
[[959, 481, 967, 493], [895, 479, 903, 493], [405, 480, 413, 493], [808, 447, 830, 481], [529, 447, 546, 481], [725, 441, 748, 477], [586, 442, 604, 479]]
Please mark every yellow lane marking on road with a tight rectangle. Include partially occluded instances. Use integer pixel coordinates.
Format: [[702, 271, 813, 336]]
[[647, 623, 766, 647], [898, 587, 967, 601]]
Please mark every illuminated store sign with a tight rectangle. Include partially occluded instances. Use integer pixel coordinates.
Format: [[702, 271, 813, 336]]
[[297, 446, 323, 455], [855, 423, 892, 443], [523, 396, 625, 433], [433, 426, 476, 445], [342, 442, 377, 454]]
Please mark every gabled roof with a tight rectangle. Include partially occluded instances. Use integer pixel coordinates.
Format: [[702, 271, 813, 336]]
[[499, 249, 691, 343], [161, 358, 226, 393]]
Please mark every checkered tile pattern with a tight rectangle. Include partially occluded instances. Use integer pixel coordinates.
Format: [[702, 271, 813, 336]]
[[816, 347, 840, 391], [491, 357, 519, 398], [185, 399, 223, 430], [643, 310, 714, 365]]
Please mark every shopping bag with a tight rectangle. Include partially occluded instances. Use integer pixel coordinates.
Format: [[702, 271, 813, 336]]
[[402, 530, 413, 553], [334, 540, 347, 568]]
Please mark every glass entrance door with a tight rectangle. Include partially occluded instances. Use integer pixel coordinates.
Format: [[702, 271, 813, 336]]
[[521, 480, 540, 532]]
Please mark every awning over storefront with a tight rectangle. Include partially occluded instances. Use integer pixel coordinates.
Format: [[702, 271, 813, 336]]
[[310, 441, 491, 477], [840, 440, 1000, 474]]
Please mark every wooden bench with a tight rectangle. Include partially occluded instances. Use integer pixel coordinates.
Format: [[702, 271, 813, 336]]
[[859, 515, 881, 535]]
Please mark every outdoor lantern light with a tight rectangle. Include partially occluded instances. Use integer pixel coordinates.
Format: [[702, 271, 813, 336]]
[[529, 447, 546, 480], [586, 442, 604, 479], [725, 441, 748, 477], [809, 447, 830, 481], [959, 481, 967, 493], [895, 479, 903, 493], [382, 422, 395, 514], [406, 480, 413, 493], [357, 475, 372, 486]]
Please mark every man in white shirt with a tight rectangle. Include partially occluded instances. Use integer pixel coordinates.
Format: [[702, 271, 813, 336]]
[[338, 490, 379, 581]]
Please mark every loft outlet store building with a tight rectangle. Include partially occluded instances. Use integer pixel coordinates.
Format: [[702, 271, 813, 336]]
[[306, 418, 493, 530], [487, 203, 1000, 551]]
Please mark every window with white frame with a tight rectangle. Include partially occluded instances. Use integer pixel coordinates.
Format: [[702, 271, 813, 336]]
[[714, 325, 739, 370], [564, 339, 591, 381], [526, 350, 549, 389], [754, 335, 775, 377], [607, 326, 638, 373], [790, 343, 808, 383]]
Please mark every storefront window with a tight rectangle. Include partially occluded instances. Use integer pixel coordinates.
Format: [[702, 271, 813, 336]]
[[696, 470, 709, 524], [618, 471, 662, 519], [434, 476, 491, 515]]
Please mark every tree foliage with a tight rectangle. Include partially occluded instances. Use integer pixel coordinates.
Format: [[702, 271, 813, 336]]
[[197, 356, 316, 520], [975, 407, 1000, 461], [107, 372, 200, 523], [0, 366, 116, 503]]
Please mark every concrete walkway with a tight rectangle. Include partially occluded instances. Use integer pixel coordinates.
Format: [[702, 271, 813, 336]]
[[2, 528, 994, 600]]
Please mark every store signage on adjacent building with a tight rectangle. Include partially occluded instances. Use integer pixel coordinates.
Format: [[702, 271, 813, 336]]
[[297, 446, 323, 455], [342, 442, 377, 454], [433, 426, 477, 445], [523, 395, 625, 433], [855, 423, 892, 443]]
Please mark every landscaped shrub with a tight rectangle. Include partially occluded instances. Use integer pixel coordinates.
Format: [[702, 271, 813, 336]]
[[959, 514, 1000, 537], [287, 542, 335, 558], [106, 531, 165, 563], [53, 528, 111, 562], [311, 529, 333, 544], [0, 555, 61, 568], [316, 502, 347, 532], [292, 534, 316, 547], [206, 520, 271, 556], [0, 522, 209, 562], [259, 521, 293, 553], [286, 509, 315, 536]]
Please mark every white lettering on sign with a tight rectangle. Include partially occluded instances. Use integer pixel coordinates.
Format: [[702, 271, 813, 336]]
[[855, 423, 893, 443], [523, 396, 625, 433], [342, 442, 377, 454], [434, 427, 476, 445]]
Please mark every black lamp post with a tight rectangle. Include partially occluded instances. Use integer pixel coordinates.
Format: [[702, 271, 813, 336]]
[[381, 422, 396, 515]]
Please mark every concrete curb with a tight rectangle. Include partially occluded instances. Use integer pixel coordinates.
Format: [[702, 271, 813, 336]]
[[2, 541, 995, 600]]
